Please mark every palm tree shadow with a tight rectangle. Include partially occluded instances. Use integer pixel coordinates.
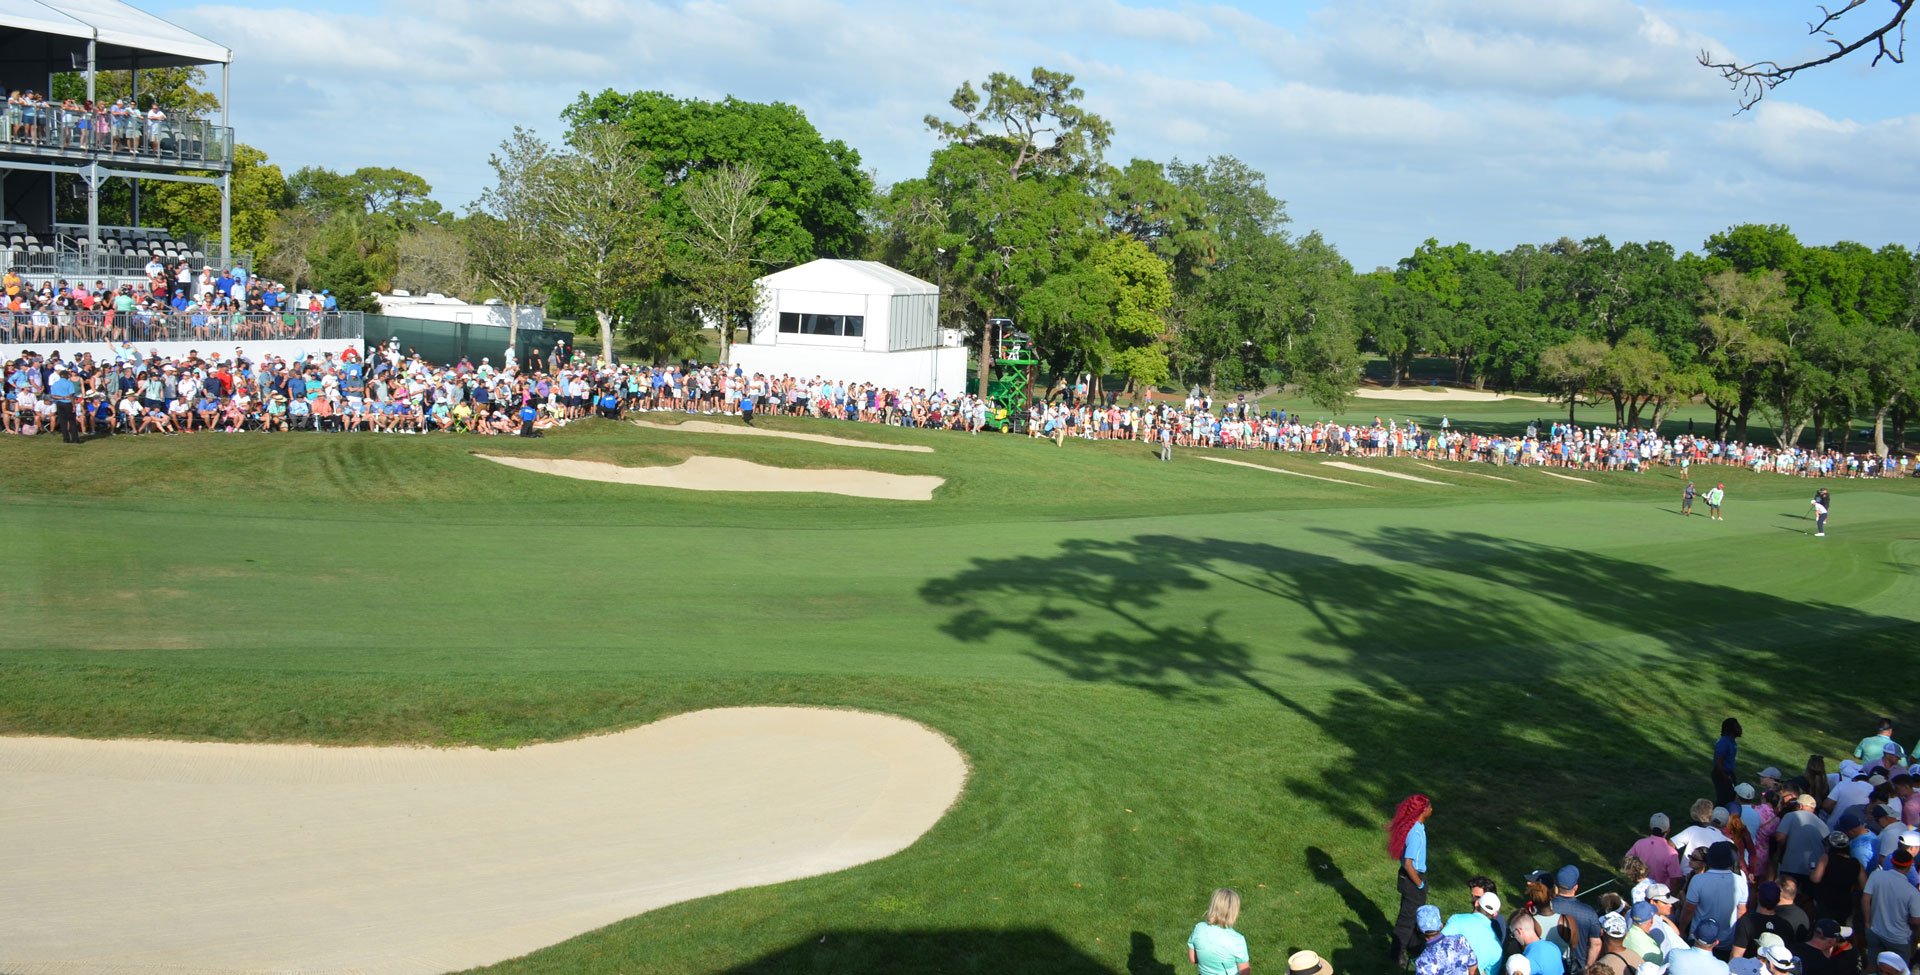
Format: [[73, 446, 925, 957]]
[[1305, 846, 1390, 972]]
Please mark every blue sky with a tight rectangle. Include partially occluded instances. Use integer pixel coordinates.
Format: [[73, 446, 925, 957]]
[[147, 0, 1918, 269]]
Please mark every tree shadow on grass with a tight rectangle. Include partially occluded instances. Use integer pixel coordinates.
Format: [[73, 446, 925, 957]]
[[919, 527, 1920, 968], [716, 928, 1110, 974]]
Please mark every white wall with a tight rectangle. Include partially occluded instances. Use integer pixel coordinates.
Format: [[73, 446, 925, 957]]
[[374, 300, 541, 330], [1, 339, 359, 365], [729, 343, 968, 395]]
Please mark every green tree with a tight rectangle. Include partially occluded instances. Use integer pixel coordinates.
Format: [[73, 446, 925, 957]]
[[50, 67, 220, 115], [470, 128, 556, 358], [564, 90, 870, 265], [677, 162, 769, 365], [1696, 269, 1792, 441], [532, 124, 667, 362]]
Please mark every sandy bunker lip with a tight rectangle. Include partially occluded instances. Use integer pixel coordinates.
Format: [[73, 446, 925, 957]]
[[0, 706, 968, 975], [477, 453, 945, 501], [633, 418, 935, 453]]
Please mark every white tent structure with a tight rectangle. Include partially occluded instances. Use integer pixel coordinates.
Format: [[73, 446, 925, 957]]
[[735, 259, 967, 393], [0, 0, 233, 68]]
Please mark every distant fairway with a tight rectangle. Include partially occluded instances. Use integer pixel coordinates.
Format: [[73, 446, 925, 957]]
[[5, 416, 1918, 974]]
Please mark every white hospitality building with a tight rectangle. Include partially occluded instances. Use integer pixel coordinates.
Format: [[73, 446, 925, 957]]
[[732, 259, 967, 394]]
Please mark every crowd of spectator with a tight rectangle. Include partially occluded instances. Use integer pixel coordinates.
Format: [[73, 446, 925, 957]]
[[1191, 718, 1920, 975], [5, 343, 1918, 484], [8, 90, 173, 154], [2, 263, 347, 345]]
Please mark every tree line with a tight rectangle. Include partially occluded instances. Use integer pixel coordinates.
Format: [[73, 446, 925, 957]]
[[73, 66, 1920, 449]]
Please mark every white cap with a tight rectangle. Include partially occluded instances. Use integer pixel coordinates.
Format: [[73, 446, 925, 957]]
[[1477, 891, 1501, 915]]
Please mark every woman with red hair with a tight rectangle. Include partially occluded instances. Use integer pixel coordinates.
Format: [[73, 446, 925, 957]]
[[1388, 793, 1434, 967]]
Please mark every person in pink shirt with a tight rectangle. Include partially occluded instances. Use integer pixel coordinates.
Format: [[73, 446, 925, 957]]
[[1627, 811, 1684, 887]]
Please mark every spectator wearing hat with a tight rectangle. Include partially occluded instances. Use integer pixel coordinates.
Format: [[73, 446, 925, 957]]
[[1751, 941, 1797, 974], [1879, 950, 1913, 974], [1777, 793, 1829, 894], [1187, 887, 1250, 975], [1624, 900, 1668, 967], [1631, 813, 1686, 888], [1441, 890, 1503, 973], [1728, 882, 1795, 959], [1769, 877, 1811, 944], [1861, 848, 1920, 964], [1667, 917, 1729, 974], [1286, 949, 1332, 975], [1829, 765, 1875, 827], [1792, 917, 1857, 975], [1682, 843, 1748, 957], [1809, 829, 1864, 928], [1415, 903, 1480, 975], [1842, 811, 1881, 871], [1873, 804, 1911, 870], [1595, 911, 1640, 974], [1551, 864, 1603, 970]]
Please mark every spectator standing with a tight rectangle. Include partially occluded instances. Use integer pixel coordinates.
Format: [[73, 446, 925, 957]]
[[1859, 720, 1898, 765], [1511, 914, 1564, 975], [1682, 843, 1749, 953], [1715, 719, 1743, 806], [1440, 891, 1502, 974], [1594, 912, 1638, 974], [1414, 904, 1479, 975], [1186, 888, 1250, 975], [1860, 848, 1920, 963], [1389, 794, 1435, 968], [1666, 918, 1730, 974], [1629, 813, 1685, 888], [1549, 865, 1602, 970]]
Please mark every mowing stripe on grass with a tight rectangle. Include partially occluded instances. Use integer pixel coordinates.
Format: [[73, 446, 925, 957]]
[[1417, 462, 1509, 482], [1539, 470, 1595, 483], [1200, 455, 1373, 487], [1322, 461, 1451, 485]]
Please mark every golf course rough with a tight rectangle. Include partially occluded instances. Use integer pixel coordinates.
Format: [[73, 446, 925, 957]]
[[2, 400, 1917, 975]]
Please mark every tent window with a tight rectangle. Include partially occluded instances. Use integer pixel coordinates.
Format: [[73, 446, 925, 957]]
[[783, 313, 864, 337]]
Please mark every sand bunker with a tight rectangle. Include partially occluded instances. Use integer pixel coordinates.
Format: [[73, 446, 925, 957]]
[[1201, 455, 1372, 487], [1351, 387, 1549, 403], [0, 707, 967, 975], [1322, 461, 1452, 485], [1416, 462, 1510, 482], [479, 453, 943, 501], [634, 418, 934, 453], [1539, 469, 1596, 483]]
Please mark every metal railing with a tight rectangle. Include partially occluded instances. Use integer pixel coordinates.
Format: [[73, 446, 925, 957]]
[[2, 106, 232, 169], [0, 310, 363, 346]]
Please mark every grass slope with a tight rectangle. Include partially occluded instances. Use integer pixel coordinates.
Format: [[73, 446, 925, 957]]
[[4, 417, 1918, 974]]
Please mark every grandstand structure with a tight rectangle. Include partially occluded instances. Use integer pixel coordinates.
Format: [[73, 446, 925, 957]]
[[0, 0, 233, 286]]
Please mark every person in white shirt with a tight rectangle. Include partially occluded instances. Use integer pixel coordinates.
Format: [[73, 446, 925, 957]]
[[1673, 799, 1731, 862]]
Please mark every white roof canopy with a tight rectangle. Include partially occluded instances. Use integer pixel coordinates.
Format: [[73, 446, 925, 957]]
[[0, 0, 231, 70], [757, 260, 937, 297]]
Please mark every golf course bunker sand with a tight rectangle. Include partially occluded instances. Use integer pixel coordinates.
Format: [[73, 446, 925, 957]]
[[634, 418, 934, 452], [1539, 469, 1596, 483], [1351, 387, 1550, 402], [478, 453, 944, 501], [0, 706, 968, 975], [1322, 461, 1452, 485], [1417, 461, 1510, 482], [1202, 455, 1373, 487]]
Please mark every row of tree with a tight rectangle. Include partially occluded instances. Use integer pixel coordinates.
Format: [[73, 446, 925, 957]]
[[1360, 228, 1917, 452], [69, 66, 1920, 449]]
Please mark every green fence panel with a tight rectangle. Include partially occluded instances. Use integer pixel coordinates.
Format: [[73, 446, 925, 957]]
[[360, 316, 577, 369]]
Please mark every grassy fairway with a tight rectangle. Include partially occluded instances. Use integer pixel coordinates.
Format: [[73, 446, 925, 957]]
[[5, 417, 1919, 974]]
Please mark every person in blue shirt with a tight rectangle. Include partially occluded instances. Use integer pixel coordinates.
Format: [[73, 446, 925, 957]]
[[1439, 891, 1502, 973], [1714, 718, 1742, 806], [1389, 793, 1435, 967], [1187, 888, 1250, 975], [518, 401, 538, 438], [46, 367, 79, 443]]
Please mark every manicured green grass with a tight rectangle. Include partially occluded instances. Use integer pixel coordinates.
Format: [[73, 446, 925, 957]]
[[4, 417, 1919, 974]]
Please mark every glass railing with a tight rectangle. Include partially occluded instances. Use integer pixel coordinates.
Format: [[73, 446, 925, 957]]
[[1, 107, 232, 169], [0, 310, 363, 345]]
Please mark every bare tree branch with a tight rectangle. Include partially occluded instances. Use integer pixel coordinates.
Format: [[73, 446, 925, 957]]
[[1698, 0, 1912, 110]]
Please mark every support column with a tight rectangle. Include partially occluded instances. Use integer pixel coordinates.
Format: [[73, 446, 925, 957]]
[[220, 173, 231, 269]]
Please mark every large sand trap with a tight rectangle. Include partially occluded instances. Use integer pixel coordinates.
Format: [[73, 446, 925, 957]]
[[1539, 469, 1596, 483], [478, 453, 944, 501], [1322, 461, 1452, 485], [0, 707, 968, 975], [634, 418, 934, 453], [1350, 387, 1550, 403], [1416, 461, 1510, 482], [1201, 455, 1372, 487]]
